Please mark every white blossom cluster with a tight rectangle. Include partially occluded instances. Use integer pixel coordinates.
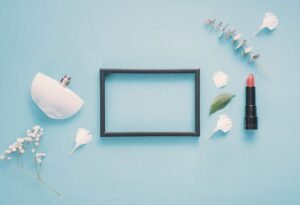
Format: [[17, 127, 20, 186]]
[[35, 152, 46, 163], [0, 125, 46, 163]]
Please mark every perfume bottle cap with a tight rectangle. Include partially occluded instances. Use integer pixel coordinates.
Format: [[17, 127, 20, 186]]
[[60, 75, 71, 87]]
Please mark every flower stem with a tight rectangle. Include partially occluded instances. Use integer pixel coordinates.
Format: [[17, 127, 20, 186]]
[[11, 164, 62, 198], [68, 144, 80, 155], [10, 165, 38, 180], [33, 147, 63, 198], [34, 158, 41, 179], [38, 178, 63, 198]]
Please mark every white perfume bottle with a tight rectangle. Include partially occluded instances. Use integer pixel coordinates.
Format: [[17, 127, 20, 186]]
[[31, 73, 84, 119]]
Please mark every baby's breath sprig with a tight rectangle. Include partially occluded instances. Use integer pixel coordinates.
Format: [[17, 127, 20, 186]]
[[204, 18, 269, 77], [0, 125, 62, 198]]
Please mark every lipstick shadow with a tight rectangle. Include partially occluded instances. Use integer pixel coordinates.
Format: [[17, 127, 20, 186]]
[[245, 74, 258, 129]]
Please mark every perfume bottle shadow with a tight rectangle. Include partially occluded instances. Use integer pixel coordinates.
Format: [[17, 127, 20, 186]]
[[28, 95, 80, 126]]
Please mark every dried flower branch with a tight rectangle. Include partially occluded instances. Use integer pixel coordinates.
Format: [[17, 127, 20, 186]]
[[204, 18, 270, 77], [0, 126, 62, 198]]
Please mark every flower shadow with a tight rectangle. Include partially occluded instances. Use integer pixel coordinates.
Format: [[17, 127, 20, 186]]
[[209, 130, 229, 140]]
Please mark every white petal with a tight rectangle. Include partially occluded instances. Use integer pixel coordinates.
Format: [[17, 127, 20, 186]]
[[213, 71, 229, 88], [255, 12, 279, 36], [233, 33, 242, 41], [262, 12, 279, 30], [216, 114, 233, 133], [69, 128, 93, 155], [244, 47, 253, 54]]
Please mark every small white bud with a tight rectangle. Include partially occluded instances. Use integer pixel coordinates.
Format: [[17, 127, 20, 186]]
[[17, 138, 24, 143], [4, 150, 11, 154], [35, 152, 46, 158]]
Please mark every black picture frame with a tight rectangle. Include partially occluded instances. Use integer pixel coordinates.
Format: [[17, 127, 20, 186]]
[[100, 69, 200, 137]]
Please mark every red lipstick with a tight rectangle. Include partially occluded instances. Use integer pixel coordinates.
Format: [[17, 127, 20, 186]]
[[246, 73, 255, 87], [245, 74, 258, 129]]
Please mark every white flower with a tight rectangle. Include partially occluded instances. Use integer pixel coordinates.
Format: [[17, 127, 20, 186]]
[[213, 71, 229, 88], [0, 126, 62, 197], [208, 114, 233, 139], [35, 152, 46, 164], [254, 12, 279, 36], [69, 128, 93, 155], [214, 114, 233, 132], [0, 125, 45, 161]]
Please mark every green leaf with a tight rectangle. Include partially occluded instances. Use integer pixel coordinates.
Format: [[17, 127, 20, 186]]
[[209, 93, 235, 115]]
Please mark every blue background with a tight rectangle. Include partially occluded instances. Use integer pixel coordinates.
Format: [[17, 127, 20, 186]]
[[105, 73, 196, 132], [0, 0, 299, 204]]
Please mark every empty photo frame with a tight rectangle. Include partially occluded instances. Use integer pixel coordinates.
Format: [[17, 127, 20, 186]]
[[100, 69, 200, 137]]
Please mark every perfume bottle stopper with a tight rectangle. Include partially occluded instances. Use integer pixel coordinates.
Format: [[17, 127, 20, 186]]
[[60, 75, 71, 87]]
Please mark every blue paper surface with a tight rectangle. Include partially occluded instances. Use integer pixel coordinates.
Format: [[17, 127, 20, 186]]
[[0, 0, 300, 204], [105, 73, 195, 132]]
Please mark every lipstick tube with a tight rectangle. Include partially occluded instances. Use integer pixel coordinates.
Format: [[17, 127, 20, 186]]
[[245, 74, 258, 129]]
